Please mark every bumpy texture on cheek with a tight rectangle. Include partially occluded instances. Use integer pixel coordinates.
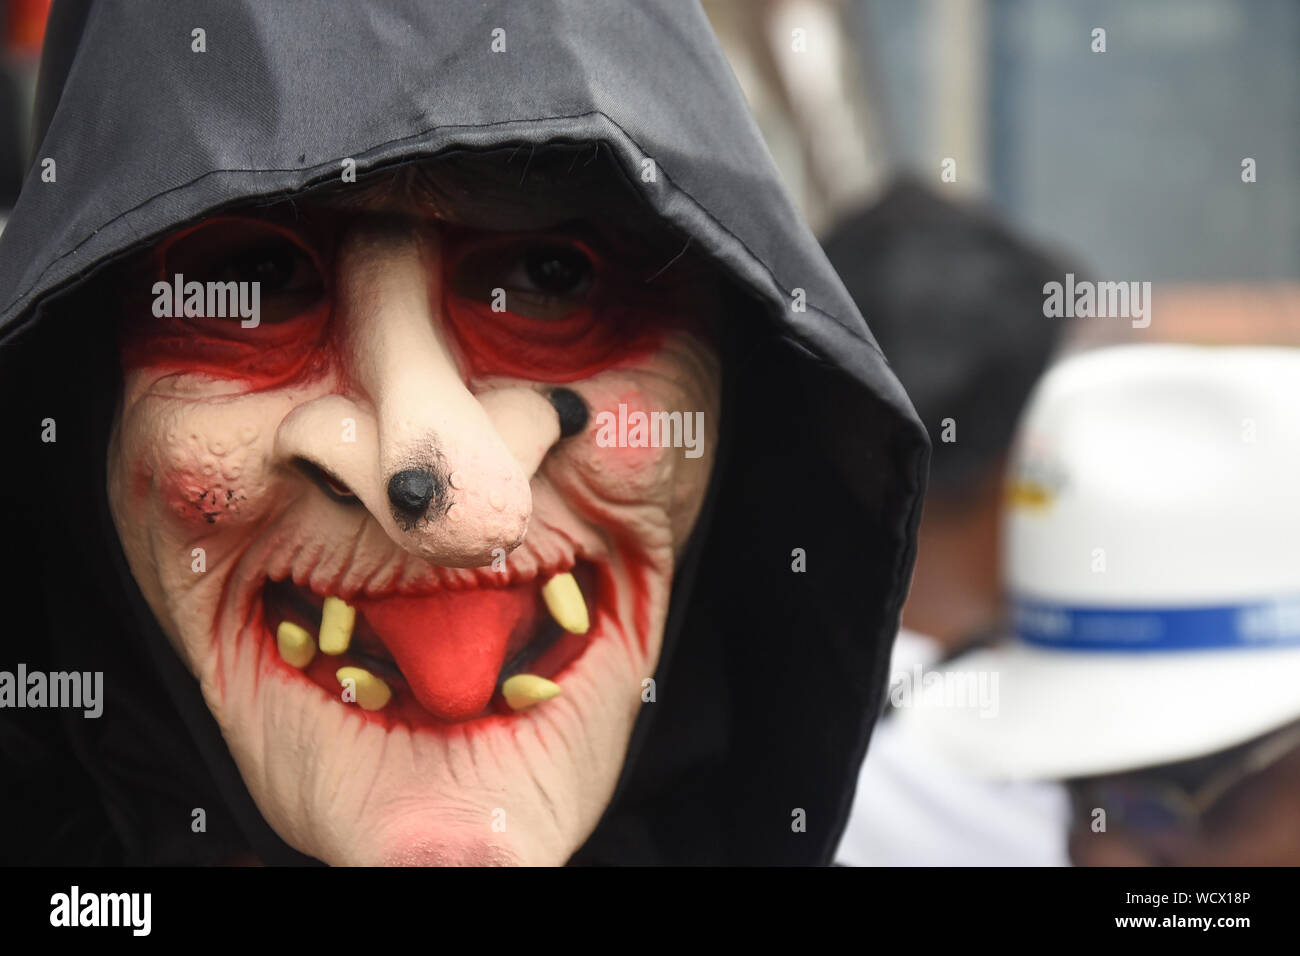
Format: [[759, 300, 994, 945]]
[[155, 423, 261, 526], [109, 374, 301, 675]]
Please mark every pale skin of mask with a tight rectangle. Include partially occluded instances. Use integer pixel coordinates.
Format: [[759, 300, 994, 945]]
[[105, 174, 722, 865]]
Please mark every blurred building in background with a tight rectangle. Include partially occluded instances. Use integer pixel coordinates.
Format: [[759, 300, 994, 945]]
[[706, 0, 1299, 284]]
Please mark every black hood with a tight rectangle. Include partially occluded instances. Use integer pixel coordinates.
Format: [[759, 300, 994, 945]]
[[0, 0, 927, 865]]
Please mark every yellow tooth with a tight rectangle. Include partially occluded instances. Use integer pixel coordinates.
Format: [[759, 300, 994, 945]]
[[541, 572, 589, 634], [336, 666, 392, 711], [502, 674, 562, 711], [276, 621, 317, 669], [319, 596, 356, 655]]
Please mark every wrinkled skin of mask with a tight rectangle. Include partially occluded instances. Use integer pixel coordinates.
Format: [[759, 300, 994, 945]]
[[105, 168, 721, 865]]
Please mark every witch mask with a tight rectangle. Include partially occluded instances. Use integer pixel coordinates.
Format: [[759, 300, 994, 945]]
[[105, 159, 723, 865]]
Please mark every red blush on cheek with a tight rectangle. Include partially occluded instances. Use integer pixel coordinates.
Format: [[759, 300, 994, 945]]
[[157, 466, 247, 527], [587, 390, 668, 476]]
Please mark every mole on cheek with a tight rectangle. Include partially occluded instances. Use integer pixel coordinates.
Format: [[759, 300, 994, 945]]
[[548, 387, 589, 438]]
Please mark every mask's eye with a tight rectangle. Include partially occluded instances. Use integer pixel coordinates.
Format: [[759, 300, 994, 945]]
[[158, 218, 326, 325], [214, 243, 316, 296], [519, 245, 592, 297], [451, 239, 595, 321]]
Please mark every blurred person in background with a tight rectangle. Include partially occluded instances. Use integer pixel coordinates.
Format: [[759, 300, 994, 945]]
[[824, 179, 1078, 865], [855, 342, 1300, 866], [824, 178, 1074, 667]]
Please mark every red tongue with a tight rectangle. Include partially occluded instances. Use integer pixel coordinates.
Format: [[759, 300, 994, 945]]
[[353, 587, 538, 721]]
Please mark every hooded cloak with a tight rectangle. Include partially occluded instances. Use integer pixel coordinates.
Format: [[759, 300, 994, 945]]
[[0, 0, 927, 865]]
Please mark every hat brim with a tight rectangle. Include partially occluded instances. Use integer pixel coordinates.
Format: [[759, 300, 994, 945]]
[[895, 643, 1300, 780]]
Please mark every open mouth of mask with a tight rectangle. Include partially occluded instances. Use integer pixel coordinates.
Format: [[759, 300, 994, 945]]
[[261, 560, 602, 724]]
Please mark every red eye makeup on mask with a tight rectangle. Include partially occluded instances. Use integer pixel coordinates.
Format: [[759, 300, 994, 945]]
[[119, 216, 334, 389], [439, 231, 667, 382], [118, 212, 697, 389]]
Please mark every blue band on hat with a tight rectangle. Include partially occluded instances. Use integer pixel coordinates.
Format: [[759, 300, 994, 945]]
[[1012, 597, 1300, 651]]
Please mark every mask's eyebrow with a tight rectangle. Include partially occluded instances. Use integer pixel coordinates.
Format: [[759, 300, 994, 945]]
[[287, 172, 560, 236], [322, 209, 430, 239], [262, 159, 701, 275]]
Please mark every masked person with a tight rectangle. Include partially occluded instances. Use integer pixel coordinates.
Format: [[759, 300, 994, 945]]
[[849, 344, 1300, 866], [0, 1, 926, 866]]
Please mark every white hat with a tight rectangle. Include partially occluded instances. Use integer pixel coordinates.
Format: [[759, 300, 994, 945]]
[[898, 345, 1300, 780]]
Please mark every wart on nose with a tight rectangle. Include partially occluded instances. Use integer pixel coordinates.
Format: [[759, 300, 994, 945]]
[[387, 468, 443, 518]]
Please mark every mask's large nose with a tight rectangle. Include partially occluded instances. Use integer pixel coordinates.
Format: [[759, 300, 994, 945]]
[[275, 219, 534, 567]]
